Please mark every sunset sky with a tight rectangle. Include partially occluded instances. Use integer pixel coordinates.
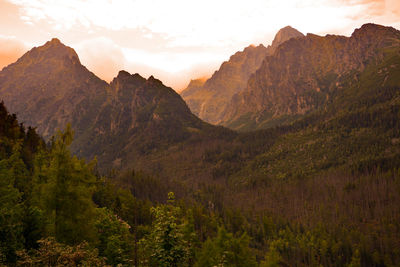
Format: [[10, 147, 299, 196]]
[[1, 0, 399, 91]]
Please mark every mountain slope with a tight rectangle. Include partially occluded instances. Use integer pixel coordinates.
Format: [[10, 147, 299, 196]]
[[181, 26, 304, 124], [73, 70, 213, 170], [222, 23, 400, 130], [0, 39, 227, 172], [1, 24, 399, 180], [0, 38, 109, 139]]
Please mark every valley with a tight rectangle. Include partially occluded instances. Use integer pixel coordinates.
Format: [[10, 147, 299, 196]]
[[0, 23, 399, 266]]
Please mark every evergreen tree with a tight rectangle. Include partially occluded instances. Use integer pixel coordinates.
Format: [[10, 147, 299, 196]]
[[0, 144, 24, 264], [141, 192, 195, 267], [95, 208, 133, 266], [195, 226, 257, 267], [32, 125, 97, 245]]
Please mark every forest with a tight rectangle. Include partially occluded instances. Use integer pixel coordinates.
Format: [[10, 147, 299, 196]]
[[0, 22, 399, 267], [0, 84, 399, 267]]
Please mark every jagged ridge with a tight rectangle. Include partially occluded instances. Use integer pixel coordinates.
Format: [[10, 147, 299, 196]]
[[222, 23, 400, 130], [181, 26, 304, 124]]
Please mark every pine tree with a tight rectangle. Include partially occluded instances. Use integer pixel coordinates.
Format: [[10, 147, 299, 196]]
[[32, 125, 97, 245], [0, 144, 24, 264], [141, 192, 195, 267]]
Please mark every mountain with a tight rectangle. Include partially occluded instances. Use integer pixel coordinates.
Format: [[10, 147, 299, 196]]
[[222, 23, 400, 130], [73, 70, 210, 170], [0, 39, 223, 172], [1, 25, 400, 267], [181, 26, 304, 124], [179, 77, 207, 115], [0, 38, 109, 139], [1, 24, 399, 177], [270, 26, 305, 53]]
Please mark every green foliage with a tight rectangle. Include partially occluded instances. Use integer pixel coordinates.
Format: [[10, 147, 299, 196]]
[[16, 237, 108, 266], [95, 208, 132, 266], [32, 125, 98, 245], [195, 227, 257, 267], [1, 45, 400, 267], [141, 192, 196, 267], [260, 246, 282, 267], [0, 145, 24, 264]]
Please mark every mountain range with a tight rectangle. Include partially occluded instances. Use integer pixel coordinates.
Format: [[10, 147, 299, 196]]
[[0, 23, 399, 180], [0, 38, 228, 172], [221, 23, 400, 130], [181, 26, 304, 124], [1, 22, 400, 266]]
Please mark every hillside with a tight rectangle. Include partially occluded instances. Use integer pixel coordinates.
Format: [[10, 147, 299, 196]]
[[73, 70, 216, 170], [0, 39, 232, 172], [0, 38, 109, 139], [222, 23, 400, 131], [181, 26, 304, 124], [0, 24, 399, 266], [0, 24, 399, 180]]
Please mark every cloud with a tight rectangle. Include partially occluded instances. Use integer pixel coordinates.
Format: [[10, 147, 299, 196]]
[[7, 0, 400, 47], [75, 37, 126, 82], [75, 36, 221, 89], [123, 57, 219, 91], [4, 0, 400, 90], [0, 35, 27, 70], [0, 0, 358, 44]]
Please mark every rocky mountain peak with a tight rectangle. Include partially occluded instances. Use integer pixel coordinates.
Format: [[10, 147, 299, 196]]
[[180, 78, 207, 98], [111, 70, 147, 95], [48, 38, 62, 44], [271, 26, 304, 50], [0, 38, 108, 139], [116, 70, 132, 79], [26, 38, 81, 65], [113, 70, 146, 82], [188, 78, 207, 88], [181, 26, 304, 124], [148, 75, 162, 84], [351, 23, 400, 40], [221, 23, 400, 131]]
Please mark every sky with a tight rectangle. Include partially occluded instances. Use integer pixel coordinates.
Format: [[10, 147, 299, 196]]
[[0, 0, 399, 91]]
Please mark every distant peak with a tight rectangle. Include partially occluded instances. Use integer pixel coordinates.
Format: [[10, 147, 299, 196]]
[[20, 38, 81, 64], [117, 70, 131, 78], [360, 23, 385, 30], [50, 38, 61, 44], [351, 23, 399, 38], [188, 77, 207, 87], [148, 75, 162, 83], [132, 73, 144, 79], [276, 25, 303, 35], [112, 70, 145, 84], [148, 75, 163, 82], [271, 26, 304, 49], [281, 25, 296, 31], [43, 38, 65, 48], [147, 75, 166, 87]]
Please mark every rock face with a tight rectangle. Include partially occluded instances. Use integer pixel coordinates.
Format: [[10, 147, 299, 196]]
[[75, 70, 206, 169], [0, 38, 109, 139], [180, 77, 207, 116], [181, 26, 304, 124], [221, 23, 400, 130], [270, 26, 304, 53], [0, 39, 207, 170]]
